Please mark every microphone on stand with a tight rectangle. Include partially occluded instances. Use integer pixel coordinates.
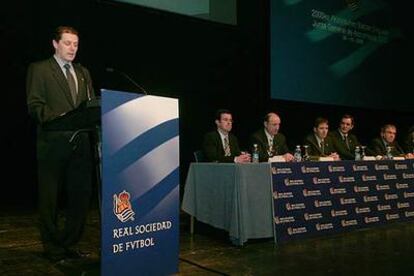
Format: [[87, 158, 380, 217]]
[[105, 67, 148, 95]]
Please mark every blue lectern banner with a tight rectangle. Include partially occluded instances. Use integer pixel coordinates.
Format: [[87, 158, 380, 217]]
[[101, 90, 179, 275], [272, 160, 414, 244]]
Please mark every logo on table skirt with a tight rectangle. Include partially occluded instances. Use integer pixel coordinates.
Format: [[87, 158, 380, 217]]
[[284, 178, 304, 186], [363, 195, 378, 202], [384, 193, 398, 200], [383, 174, 397, 180], [274, 216, 295, 224], [402, 173, 414, 179], [395, 163, 408, 170], [331, 209, 348, 217], [301, 166, 320, 173], [273, 191, 294, 199], [272, 167, 292, 174], [286, 202, 306, 211], [315, 223, 333, 231], [303, 189, 321, 197], [113, 190, 135, 222], [341, 219, 358, 227], [338, 176, 355, 183], [364, 216, 380, 223], [375, 184, 390, 191], [362, 175, 377, 181], [403, 192, 414, 198], [354, 185, 369, 192], [355, 207, 371, 214], [375, 164, 389, 171], [329, 187, 347, 194], [385, 213, 400, 220], [377, 204, 391, 211], [339, 197, 356, 205], [314, 200, 332, 207], [304, 212, 323, 220], [287, 226, 307, 235], [405, 211, 414, 217], [328, 165, 345, 172], [312, 177, 331, 184], [397, 202, 410, 209], [352, 165, 368, 171], [396, 183, 409, 189]]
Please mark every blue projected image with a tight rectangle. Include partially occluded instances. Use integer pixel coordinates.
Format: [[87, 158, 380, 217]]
[[271, 0, 412, 111]]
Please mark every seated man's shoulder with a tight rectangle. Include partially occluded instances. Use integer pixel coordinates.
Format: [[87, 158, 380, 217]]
[[275, 132, 287, 141]]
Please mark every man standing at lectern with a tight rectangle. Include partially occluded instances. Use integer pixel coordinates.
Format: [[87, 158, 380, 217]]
[[26, 26, 94, 263]]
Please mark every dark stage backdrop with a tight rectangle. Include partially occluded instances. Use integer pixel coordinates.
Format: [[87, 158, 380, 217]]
[[1, 0, 412, 208]]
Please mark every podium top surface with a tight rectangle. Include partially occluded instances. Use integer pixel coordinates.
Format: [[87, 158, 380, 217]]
[[43, 98, 101, 131]]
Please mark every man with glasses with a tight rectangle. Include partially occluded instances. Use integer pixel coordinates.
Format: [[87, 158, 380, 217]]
[[367, 124, 413, 158], [249, 112, 293, 162]]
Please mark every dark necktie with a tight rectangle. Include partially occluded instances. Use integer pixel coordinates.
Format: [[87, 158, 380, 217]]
[[320, 140, 325, 155], [344, 135, 350, 150], [64, 63, 77, 104]]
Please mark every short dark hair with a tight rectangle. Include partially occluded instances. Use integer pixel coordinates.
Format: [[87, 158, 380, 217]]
[[215, 109, 232, 121], [314, 117, 329, 128], [341, 114, 354, 125], [53, 26, 78, 42]]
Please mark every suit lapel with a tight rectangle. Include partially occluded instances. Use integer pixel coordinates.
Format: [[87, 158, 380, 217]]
[[215, 131, 225, 155], [74, 64, 87, 105], [48, 58, 76, 108], [310, 135, 322, 155]]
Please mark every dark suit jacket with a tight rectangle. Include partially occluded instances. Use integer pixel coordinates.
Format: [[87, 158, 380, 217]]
[[367, 137, 405, 156], [303, 133, 336, 158], [250, 129, 289, 162], [26, 57, 95, 160], [402, 133, 414, 154], [330, 129, 360, 160], [202, 130, 241, 163]]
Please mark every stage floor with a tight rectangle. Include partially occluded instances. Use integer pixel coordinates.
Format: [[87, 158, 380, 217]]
[[1, 208, 414, 275]]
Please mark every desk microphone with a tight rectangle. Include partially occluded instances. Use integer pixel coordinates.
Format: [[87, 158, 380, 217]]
[[105, 67, 148, 95]]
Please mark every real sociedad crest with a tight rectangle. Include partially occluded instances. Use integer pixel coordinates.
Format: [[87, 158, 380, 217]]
[[113, 190, 135, 222]]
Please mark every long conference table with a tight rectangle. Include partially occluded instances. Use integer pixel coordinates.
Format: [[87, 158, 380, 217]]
[[182, 160, 414, 246]]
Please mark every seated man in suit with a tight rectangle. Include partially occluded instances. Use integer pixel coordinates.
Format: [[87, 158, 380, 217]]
[[368, 124, 414, 159], [330, 114, 361, 160], [202, 109, 251, 163], [304, 117, 340, 160], [250, 112, 293, 162], [402, 126, 414, 154]]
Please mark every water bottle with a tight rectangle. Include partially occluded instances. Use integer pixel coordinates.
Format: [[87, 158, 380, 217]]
[[354, 146, 361, 161], [386, 146, 393, 160], [252, 144, 259, 163], [303, 145, 309, 161], [360, 146, 366, 160], [294, 145, 302, 162]]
